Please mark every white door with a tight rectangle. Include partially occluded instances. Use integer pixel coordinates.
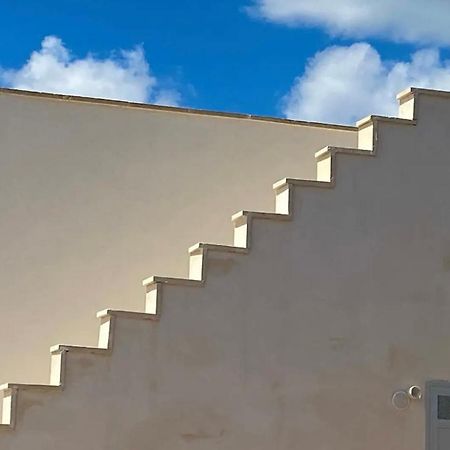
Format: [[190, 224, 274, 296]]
[[427, 381, 450, 450]]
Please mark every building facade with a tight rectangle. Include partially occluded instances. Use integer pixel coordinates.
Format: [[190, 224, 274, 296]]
[[0, 87, 449, 449]]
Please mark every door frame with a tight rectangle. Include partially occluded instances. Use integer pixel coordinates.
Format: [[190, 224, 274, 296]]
[[427, 380, 450, 450]]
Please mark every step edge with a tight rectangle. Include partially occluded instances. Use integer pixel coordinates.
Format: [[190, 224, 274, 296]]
[[142, 276, 204, 288], [97, 309, 159, 320], [188, 243, 248, 254], [231, 210, 291, 222]]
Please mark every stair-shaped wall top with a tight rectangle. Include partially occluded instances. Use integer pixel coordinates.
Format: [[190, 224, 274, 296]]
[[1, 88, 450, 450]]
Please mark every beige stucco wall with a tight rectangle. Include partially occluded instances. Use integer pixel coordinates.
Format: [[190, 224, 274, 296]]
[[0, 89, 357, 384], [3, 88, 450, 450], [2, 87, 450, 450]]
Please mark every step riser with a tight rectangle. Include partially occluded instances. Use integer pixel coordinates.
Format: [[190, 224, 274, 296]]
[[398, 95, 415, 120], [317, 155, 333, 182], [233, 220, 249, 248], [397, 88, 417, 120], [1, 390, 14, 427], [189, 250, 205, 281], [98, 316, 113, 349], [357, 123, 375, 151], [145, 284, 160, 315], [275, 184, 291, 214], [50, 353, 64, 386]]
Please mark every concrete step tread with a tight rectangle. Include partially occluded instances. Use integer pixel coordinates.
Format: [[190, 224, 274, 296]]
[[0, 383, 61, 392], [273, 178, 333, 190], [189, 243, 248, 254], [97, 309, 158, 320], [231, 210, 291, 222], [142, 275, 204, 288], [356, 114, 416, 128], [314, 146, 374, 160], [50, 345, 110, 355]]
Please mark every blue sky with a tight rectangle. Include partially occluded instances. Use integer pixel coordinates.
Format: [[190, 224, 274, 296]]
[[2, 0, 450, 124]]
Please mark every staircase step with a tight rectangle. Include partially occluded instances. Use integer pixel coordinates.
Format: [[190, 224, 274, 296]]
[[232, 210, 291, 248], [188, 243, 249, 280], [0, 383, 61, 393], [272, 178, 332, 190], [189, 243, 248, 254], [142, 277, 204, 316], [50, 345, 110, 355], [142, 276, 204, 288], [314, 146, 373, 160], [97, 309, 158, 321], [355, 114, 415, 128], [314, 146, 376, 181], [231, 210, 290, 223]]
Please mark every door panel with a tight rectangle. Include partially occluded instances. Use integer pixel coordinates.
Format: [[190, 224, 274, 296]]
[[437, 428, 450, 448]]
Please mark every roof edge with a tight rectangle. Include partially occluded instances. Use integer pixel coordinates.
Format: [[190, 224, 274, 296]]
[[0, 87, 356, 132], [397, 86, 450, 102]]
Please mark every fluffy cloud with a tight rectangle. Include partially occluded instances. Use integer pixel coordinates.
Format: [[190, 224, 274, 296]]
[[250, 0, 450, 46], [283, 43, 450, 124], [0, 36, 181, 106]]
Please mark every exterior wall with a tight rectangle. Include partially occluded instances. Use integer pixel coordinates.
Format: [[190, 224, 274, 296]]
[[2, 88, 450, 450], [4, 88, 450, 450], [0, 89, 357, 384]]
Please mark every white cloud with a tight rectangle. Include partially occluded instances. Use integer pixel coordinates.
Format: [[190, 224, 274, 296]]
[[0, 36, 181, 106], [153, 89, 183, 107], [250, 0, 450, 46], [283, 43, 450, 124]]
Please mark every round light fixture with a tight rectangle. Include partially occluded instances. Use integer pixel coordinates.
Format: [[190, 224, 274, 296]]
[[392, 391, 410, 409]]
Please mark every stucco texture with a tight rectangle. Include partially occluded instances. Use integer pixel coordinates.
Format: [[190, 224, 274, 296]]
[[1, 89, 450, 449]]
